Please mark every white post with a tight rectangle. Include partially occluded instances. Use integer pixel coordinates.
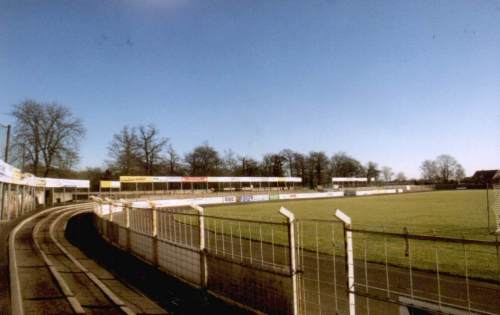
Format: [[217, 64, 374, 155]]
[[335, 209, 355, 315], [279, 207, 299, 315], [7, 183, 11, 220], [191, 204, 207, 288], [0, 182, 4, 220]]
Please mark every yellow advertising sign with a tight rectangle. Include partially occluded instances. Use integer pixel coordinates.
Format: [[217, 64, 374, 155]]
[[100, 180, 120, 189], [119, 176, 154, 183]]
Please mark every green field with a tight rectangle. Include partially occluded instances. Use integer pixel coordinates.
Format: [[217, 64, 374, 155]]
[[205, 190, 499, 281], [208, 190, 494, 237]]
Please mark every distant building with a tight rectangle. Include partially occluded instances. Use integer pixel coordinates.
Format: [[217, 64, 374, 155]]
[[470, 170, 500, 184]]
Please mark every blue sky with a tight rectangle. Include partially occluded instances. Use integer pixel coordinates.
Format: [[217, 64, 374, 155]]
[[0, 0, 499, 178]]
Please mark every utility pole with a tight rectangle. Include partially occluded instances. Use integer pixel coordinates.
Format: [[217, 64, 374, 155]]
[[3, 124, 10, 162]]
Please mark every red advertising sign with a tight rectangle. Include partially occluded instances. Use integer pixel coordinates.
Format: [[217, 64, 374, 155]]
[[181, 176, 208, 183]]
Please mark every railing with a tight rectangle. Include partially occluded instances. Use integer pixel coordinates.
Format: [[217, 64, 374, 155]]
[[92, 198, 353, 315], [92, 197, 500, 315]]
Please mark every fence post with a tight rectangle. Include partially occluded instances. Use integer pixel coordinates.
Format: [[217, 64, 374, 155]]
[[191, 204, 208, 289], [279, 207, 299, 315], [108, 201, 114, 222], [124, 201, 131, 251], [150, 202, 158, 266], [335, 209, 355, 315], [0, 182, 4, 220], [7, 183, 11, 220]]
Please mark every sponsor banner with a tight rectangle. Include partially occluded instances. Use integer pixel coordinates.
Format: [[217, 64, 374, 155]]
[[280, 192, 344, 200], [119, 176, 301, 184], [269, 194, 280, 201], [120, 176, 184, 183], [132, 195, 238, 208], [127, 191, 344, 209], [163, 177, 183, 182], [355, 189, 397, 196], [0, 160, 89, 188], [208, 177, 232, 183], [120, 176, 153, 183], [44, 178, 90, 188], [240, 195, 254, 202], [240, 194, 270, 202], [332, 177, 367, 182], [207, 176, 301, 183], [182, 176, 208, 183], [100, 181, 121, 189]]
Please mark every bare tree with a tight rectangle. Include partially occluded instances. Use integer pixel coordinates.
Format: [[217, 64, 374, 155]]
[[420, 159, 438, 181], [222, 149, 238, 175], [11, 100, 84, 176], [292, 152, 307, 182], [366, 161, 380, 182], [260, 153, 285, 176], [381, 166, 394, 182], [108, 126, 140, 175], [165, 144, 182, 175], [237, 156, 259, 176], [435, 154, 459, 182], [137, 125, 168, 175], [280, 149, 295, 176], [184, 142, 222, 175], [455, 164, 466, 182], [10, 100, 44, 174], [421, 155, 464, 183], [395, 172, 407, 182], [307, 151, 329, 188], [330, 152, 365, 177]]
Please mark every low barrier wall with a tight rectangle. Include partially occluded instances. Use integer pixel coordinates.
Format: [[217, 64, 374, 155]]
[[355, 188, 403, 196]]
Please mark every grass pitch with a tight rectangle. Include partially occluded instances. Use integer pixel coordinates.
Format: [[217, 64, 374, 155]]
[[206, 190, 499, 281], [208, 190, 494, 237]]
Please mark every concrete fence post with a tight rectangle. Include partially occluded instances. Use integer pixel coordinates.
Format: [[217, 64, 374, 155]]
[[279, 207, 299, 315], [108, 201, 114, 222], [335, 209, 355, 315], [150, 202, 159, 266], [0, 182, 4, 220], [124, 201, 131, 251], [191, 204, 208, 289]]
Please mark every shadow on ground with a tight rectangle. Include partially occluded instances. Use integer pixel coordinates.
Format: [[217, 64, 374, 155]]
[[66, 213, 252, 315]]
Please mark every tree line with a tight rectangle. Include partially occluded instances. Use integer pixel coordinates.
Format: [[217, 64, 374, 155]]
[[105, 125, 400, 188], [7, 100, 466, 187]]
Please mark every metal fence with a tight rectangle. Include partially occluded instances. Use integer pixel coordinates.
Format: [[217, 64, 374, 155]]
[[93, 198, 500, 315], [349, 227, 500, 315], [93, 199, 355, 314]]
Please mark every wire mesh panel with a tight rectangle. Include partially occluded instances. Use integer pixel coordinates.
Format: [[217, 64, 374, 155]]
[[129, 206, 154, 235], [156, 206, 202, 285], [156, 206, 200, 249], [203, 215, 294, 315], [294, 219, 351, 315], [351, 228, 500, 315]]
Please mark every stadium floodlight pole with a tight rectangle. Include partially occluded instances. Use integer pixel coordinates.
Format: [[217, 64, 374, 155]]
[[335, 209, 356, 315]]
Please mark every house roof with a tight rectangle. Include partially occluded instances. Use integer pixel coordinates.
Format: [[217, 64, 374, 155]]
[[471, 170, 500, 183]]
